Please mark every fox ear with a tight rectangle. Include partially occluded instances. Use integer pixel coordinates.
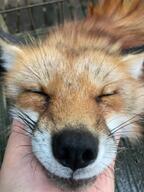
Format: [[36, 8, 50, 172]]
[[0, 39, 22, 73], [123, 53, 144, 79]]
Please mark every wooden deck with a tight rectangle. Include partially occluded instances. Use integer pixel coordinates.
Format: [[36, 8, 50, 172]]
[[0, 1, 144, 191], [115, 139, 144, 192]]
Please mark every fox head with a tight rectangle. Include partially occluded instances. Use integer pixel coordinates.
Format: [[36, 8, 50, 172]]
[[0, 0, 144, 190]]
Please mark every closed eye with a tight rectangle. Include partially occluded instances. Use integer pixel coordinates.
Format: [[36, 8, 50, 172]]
[[96, 91, 118, 103], [24, 88, 51, 101]]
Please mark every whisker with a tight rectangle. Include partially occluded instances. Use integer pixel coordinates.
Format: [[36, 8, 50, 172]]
[[110, 121, 139, 136], [109, 118, 139, 137], [103, 62, 122, 80], [12, 124, 33, 135], [109, 114, 138, 134], [10, 108, 37, 132], [11, 130, 30, 137]]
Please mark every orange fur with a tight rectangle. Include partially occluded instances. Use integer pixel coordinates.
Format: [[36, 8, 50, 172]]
[[1, 0, 144, 187], [88, 0, 144, 49], [1, 0, 144, 137]]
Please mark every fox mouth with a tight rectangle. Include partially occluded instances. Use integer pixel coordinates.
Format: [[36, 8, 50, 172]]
[[46, 171, 96, 190], [39, 160, 96, 190]]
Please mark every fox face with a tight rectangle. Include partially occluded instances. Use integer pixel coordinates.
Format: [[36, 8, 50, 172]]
[[0, 33, 144, 188], [1, 0, 144, 190]]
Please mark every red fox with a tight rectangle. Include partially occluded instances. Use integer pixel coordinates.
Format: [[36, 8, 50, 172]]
[[0, 0, 144, 190]]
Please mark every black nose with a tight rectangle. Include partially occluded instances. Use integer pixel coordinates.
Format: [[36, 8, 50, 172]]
[[52, 129, 99, 171]]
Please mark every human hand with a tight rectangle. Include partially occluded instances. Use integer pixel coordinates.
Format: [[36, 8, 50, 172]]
[[0, 120, 115, 192]]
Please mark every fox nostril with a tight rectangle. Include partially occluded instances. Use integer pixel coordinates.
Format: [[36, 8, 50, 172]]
[[52, 129, 99, 171], [59, 147, 70, 161], [82, 149, 95, 162]]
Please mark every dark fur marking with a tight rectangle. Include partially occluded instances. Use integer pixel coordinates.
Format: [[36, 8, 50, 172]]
[[0, 46, 6, 76], [121, 45, 144, 55], [0, 30, 23, 76]]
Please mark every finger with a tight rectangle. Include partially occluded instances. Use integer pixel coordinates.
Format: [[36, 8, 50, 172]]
[[93, 162, 115, 192], [1, 120, 31, 168], [0, 126, 66, 192], [0, 120, 116, 192], [0, 121, 52, 192]]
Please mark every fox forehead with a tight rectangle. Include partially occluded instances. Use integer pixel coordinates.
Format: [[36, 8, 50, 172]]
[[6, 42, 127, 92]]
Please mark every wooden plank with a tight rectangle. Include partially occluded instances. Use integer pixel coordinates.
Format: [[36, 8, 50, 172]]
[[115, 139, 144, 192], [0, 0, 6, 10], [30, 0, 45, 30], [66, 0, 84, 20], [0, 85, 9, 166], [0, 14, 8, 32], [18, 0, 31, 32], [42, 0, 59, 27]]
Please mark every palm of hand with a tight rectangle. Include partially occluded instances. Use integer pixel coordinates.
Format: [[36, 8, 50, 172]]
[[0, 121, 114, 192]]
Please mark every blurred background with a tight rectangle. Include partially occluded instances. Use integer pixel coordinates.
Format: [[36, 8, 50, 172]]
[[0, 0, 92, 36], [0, 1, 144, 191]]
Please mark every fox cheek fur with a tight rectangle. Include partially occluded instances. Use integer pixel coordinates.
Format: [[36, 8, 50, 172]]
[[0, 0, 144, 189]]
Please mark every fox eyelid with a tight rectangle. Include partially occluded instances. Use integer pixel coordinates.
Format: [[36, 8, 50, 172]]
[[96, 91, 118, 103], [24, 88, 51, 99]]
